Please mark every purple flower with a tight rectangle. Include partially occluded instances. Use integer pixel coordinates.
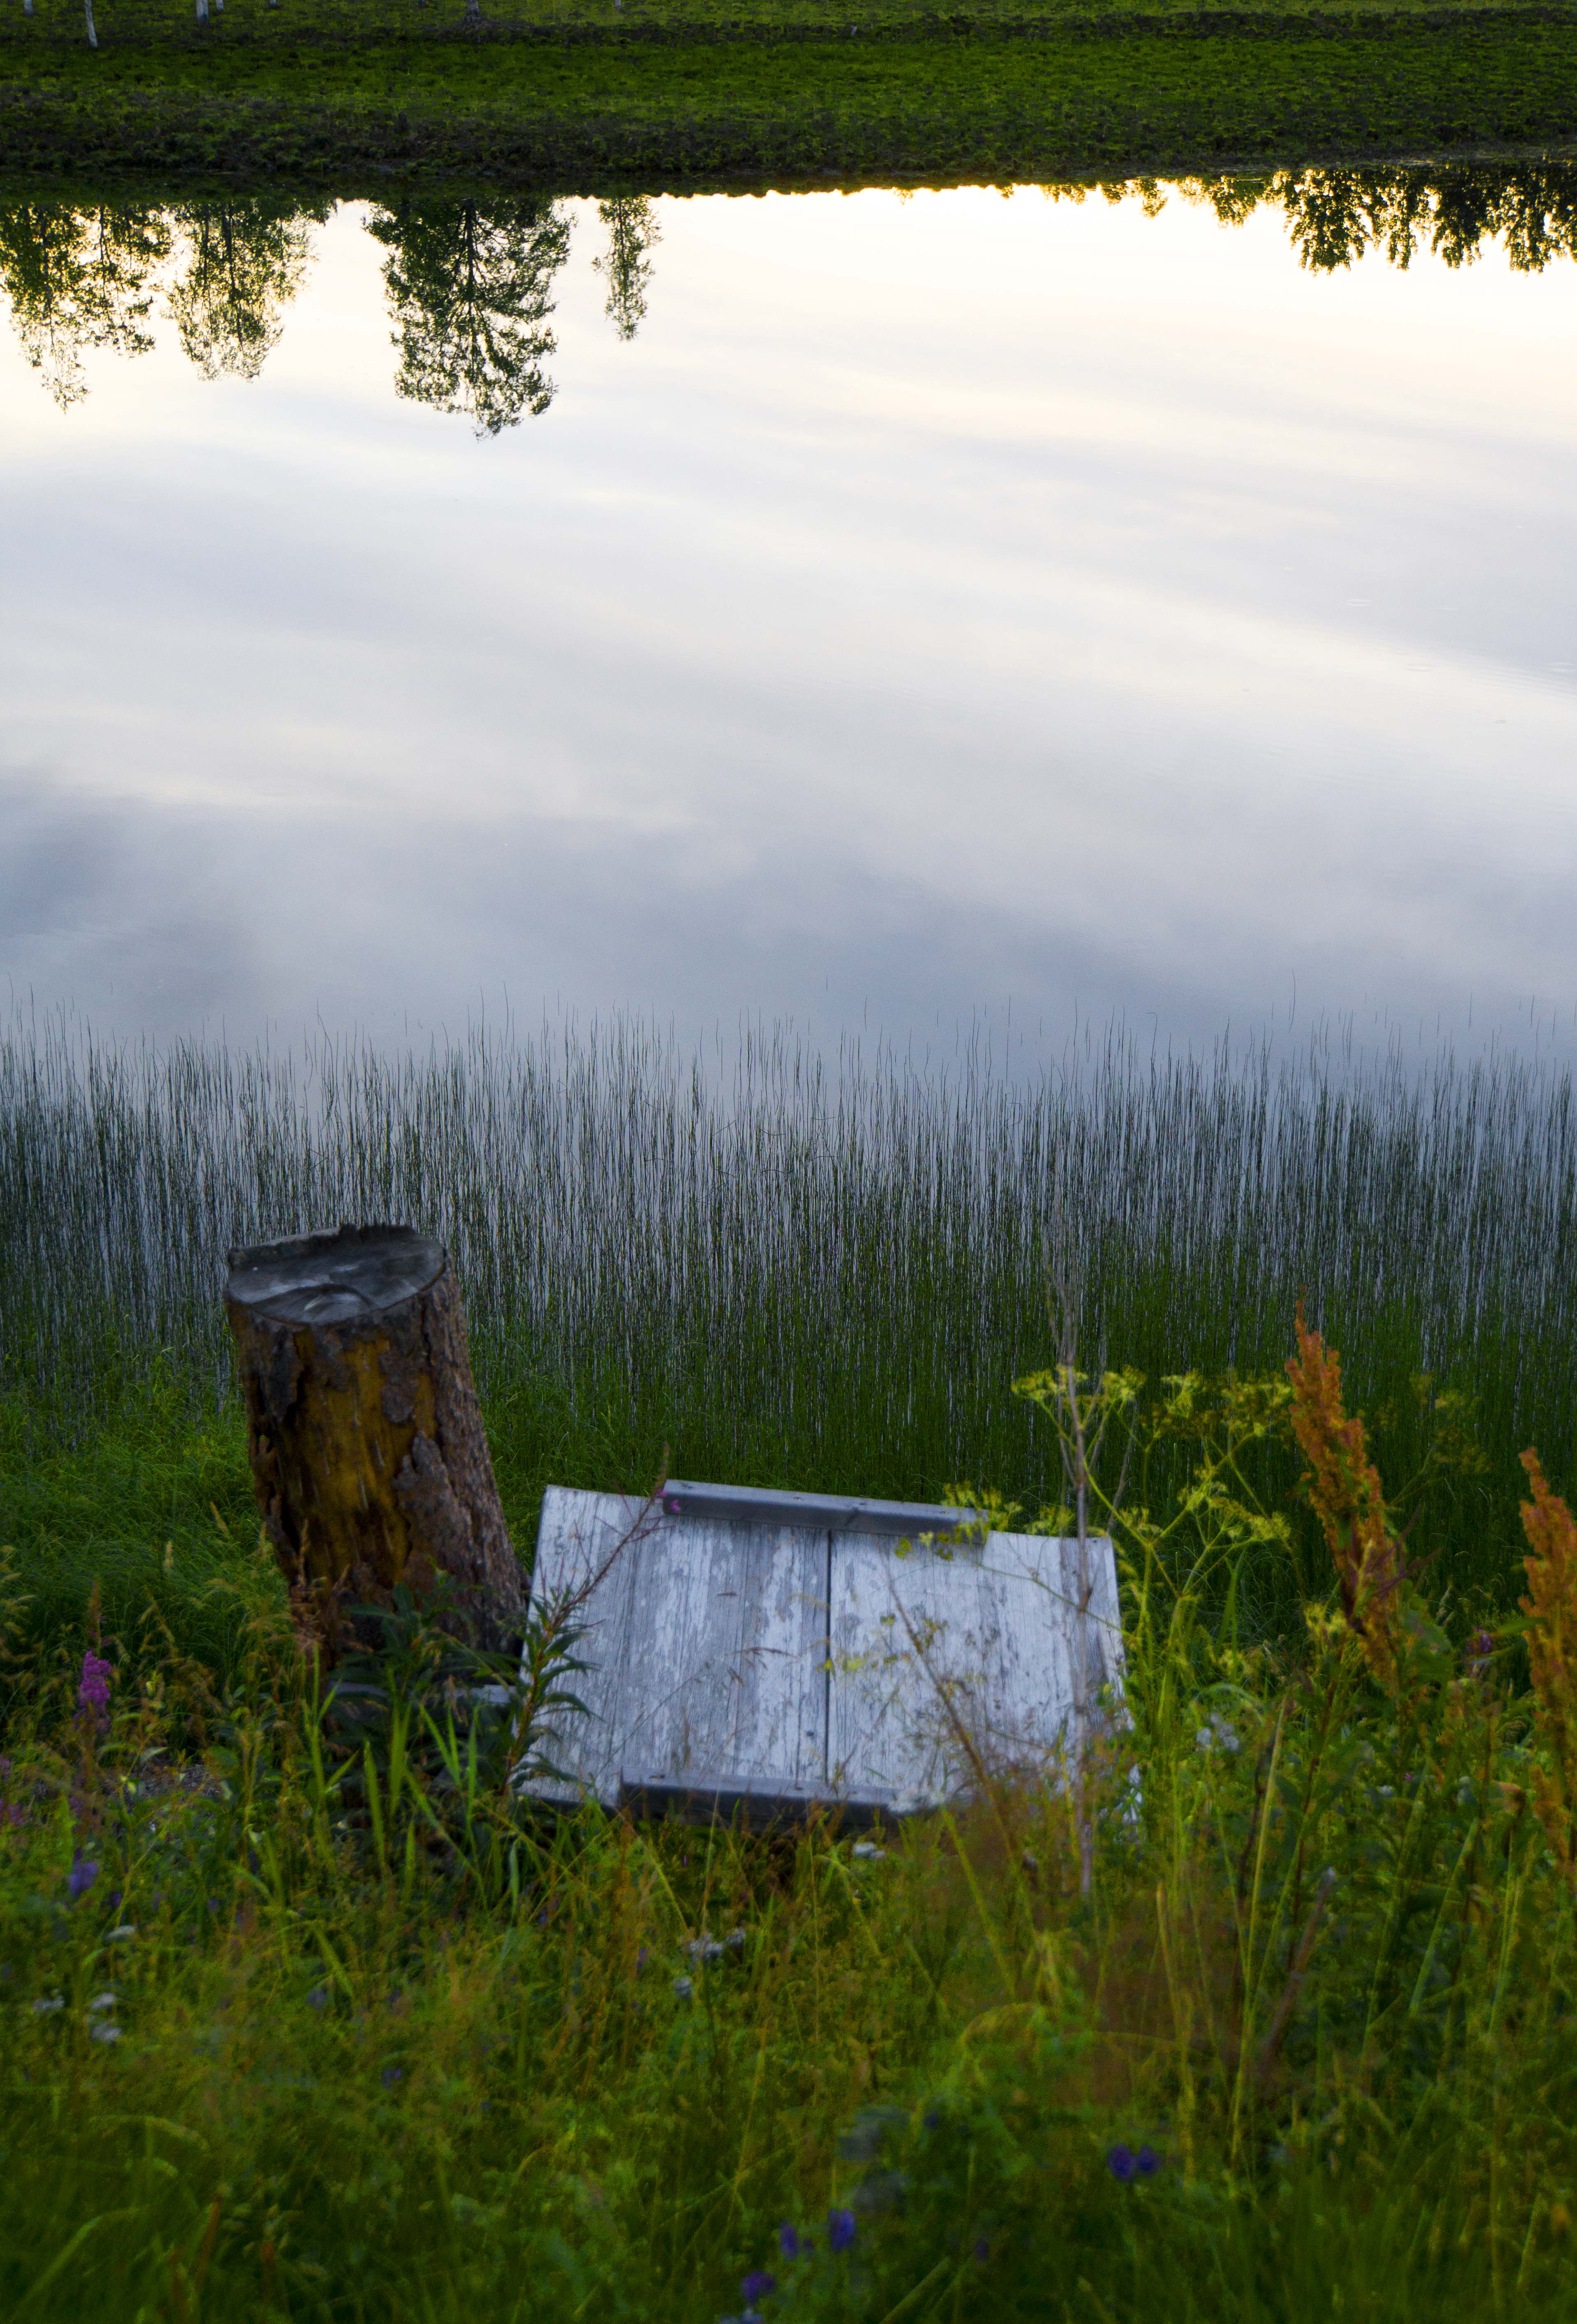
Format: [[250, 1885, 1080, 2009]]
[[307, 1987, 329, 2011], [741, 2272, 776, 2303], [778, 2223, 807, 2262], [664, 1497, 681, 1516], [66, 1854, 99, 1900], [382, 2065, 403, 2089], [77, 1651, 113, 1719], [827, 2209, 856, 2255], [1107, 2144, 1136, 2182], [1136, 2145, 1160, 2176]]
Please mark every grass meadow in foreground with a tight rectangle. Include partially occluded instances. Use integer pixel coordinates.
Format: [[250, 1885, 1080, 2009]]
[[2, 1326, 1577, 2320]]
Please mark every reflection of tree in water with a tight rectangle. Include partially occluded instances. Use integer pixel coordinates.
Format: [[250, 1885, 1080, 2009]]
[[1179, 164, 1577, 274], [366, 197, 571, 435], [0, 203, 170, 409], [5, 169, 1577, 414], [594, 196, 662, 342], [167, 201, 323, 382]]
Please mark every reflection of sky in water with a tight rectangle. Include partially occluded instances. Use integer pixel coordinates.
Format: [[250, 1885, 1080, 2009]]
[[2, 185, 1576, 1061]]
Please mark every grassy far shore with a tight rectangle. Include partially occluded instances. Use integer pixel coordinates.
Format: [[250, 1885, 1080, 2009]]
[[6, 0, 1577, 188]]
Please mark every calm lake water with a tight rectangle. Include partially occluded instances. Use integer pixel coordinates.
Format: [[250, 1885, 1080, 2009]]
[[5, 178, 1577, 1062]]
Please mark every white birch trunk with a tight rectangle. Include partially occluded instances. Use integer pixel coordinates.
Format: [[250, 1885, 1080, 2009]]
[[83, 0, 97, 42], [196, 0, 209, 21]]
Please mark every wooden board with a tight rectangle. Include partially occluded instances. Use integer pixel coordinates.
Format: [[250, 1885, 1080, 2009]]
[[522, 1481, 1121, 1823]]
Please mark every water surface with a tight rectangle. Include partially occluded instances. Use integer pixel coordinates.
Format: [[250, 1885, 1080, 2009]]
[[4, 173, 1576, 1059]]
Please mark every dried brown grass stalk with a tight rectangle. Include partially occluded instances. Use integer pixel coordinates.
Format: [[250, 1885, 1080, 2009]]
[[1518, 1449, 1577, 1893], [1286, 1313, 1403, 1685]]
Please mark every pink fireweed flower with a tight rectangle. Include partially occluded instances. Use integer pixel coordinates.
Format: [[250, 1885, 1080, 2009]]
[[77, 1651, 113, 1722]]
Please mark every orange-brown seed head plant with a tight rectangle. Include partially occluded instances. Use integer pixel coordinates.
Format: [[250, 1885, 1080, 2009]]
[[1285, 1313, 1403, 1688], [1519, 1449, 1577, 1893]]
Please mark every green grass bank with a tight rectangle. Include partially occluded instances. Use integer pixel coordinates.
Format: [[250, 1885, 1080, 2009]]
[[5, 0, 1577, 188]]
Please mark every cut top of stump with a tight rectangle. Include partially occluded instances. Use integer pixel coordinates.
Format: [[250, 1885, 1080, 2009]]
[[225, 1223, 446, 1328], [522, 1481, 1123, 1830]]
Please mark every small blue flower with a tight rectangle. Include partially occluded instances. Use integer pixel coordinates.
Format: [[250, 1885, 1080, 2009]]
[[827, 2208, 856, 2254], [778, 2223, 806, 2261], [1107, 2144, 1136, 2182], [382, 2065, 403, 2090], [66, 1854, 98, 1901], [307, 1987, 329, 2011], [741, 2271, 776, 2303], [1136, 2145, 1160, 2177]]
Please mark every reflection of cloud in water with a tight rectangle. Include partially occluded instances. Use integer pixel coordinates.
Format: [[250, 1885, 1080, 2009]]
[[3, 181, 1577, 1057], [5, 758, 1575, 1058]]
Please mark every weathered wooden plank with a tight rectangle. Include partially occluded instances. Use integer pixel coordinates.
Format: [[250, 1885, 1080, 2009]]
[[523, 1485, 1122, 1823], [608, 1514, 828, 1789], [826, 1531, 1122, 1806], [663, 1479, 981, 1538], [526, 1490, 828, 1807], [616, 1765, 912, 1833], [525, 1486, 652, 1805]]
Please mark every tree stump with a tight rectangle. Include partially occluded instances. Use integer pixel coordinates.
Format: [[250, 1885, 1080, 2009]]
[[225, 1223, 525, 1660]]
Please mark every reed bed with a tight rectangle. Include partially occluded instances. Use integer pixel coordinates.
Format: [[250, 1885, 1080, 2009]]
[[3, 1012, 1576, 1638]]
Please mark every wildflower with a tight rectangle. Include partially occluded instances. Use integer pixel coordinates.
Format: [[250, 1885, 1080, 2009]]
[[1195, 1714, 1241, 1755], [827, 2209, 856, 2254], [67, 1854, 99, 1901], [1107, 2144, 1137, 2181], [850, 1841, 886, 1861], [90, 2022, 122, 2044], [778, 2223, 808, 2261], [1136, 2146, 1160, 2176], [306, 1986, 329, 2011], [682, 1933, 726, 1965], [105, 1925, 136, 1942], [724, 1927, 746, 1951], [382, 2065, 403, 2089], [30, 1995, 64, 2015], [88, 1991, 117, 2013], [1286, 1317, 1403, 1686], [741, 2272, 776, 2303], [664, 1497, 682, 1517], [672, 1975, 694, 2000], [1467, 1627, 1495, 1678], [77, 1650, 113, 1722], [1519, 1451, 1577, 1891], [635, 1947, 649, 1973]]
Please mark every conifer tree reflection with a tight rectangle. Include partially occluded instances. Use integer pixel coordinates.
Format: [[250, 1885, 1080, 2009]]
[[1183, 164, 1577, 274], [367, 196, 571, 434], [167, 200, 323, 382], [594, 196, 662, 341], [0, 203, 170, 408]]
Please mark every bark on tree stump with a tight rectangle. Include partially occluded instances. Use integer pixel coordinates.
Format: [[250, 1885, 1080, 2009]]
[[225, 1223, 525, 1660]]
